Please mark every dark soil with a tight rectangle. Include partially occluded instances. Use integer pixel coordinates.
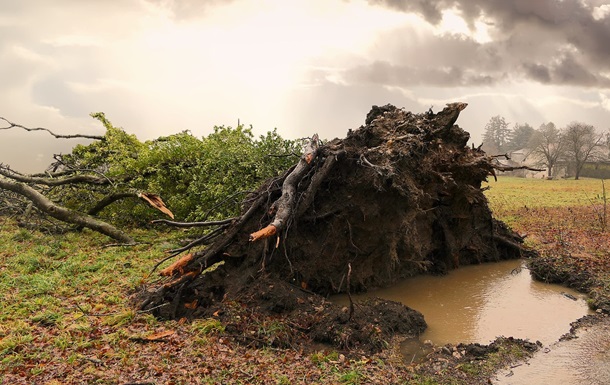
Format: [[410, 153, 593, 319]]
[[138, 103, 532, 353], [528, 254, 610, 314], [411, 337, 540, 384]]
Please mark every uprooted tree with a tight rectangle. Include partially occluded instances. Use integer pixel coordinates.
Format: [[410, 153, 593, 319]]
[[1, 104, 540, 351], [135, 103, 538, 350], [0, 114, 298, 242]]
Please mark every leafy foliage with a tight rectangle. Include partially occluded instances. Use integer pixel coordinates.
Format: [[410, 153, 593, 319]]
[[55, 113, 300, 224]]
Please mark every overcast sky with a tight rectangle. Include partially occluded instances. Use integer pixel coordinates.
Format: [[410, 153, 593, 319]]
[[2, 0, 610, 172]]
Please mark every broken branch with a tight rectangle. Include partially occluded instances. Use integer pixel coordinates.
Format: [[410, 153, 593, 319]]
[[249, 134, 320, 242], [0, 116, 104, 140], [151, 218, 235, 228], [0, 166, 110, 186], [0, 177, 134, 243], [494, 165, 545, 172]]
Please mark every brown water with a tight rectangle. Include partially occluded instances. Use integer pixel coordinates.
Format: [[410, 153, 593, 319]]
[[335, 259, 592, 347], [494, 317, 610, 385]]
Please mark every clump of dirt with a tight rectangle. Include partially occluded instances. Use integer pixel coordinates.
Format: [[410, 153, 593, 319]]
[[138, 103, 531, 352], [411, 337, 540, 384]]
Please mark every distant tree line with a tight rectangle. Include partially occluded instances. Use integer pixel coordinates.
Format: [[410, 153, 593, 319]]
[[482, 115, 610, 179]]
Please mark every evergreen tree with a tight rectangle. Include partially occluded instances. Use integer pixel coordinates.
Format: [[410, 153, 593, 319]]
[[482, 116, 510, 152], [506, 123, 535, 151]]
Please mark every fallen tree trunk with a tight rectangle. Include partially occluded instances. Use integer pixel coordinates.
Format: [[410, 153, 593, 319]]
[[137, 103, 534, 351], [0, 166, 175, 242], [0, 178, 134, 243]]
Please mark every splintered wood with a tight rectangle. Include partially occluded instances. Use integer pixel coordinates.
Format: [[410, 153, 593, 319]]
[[160, 253, 194, 276], [139, 192, 175, 219], [249, 225, 277, 242]]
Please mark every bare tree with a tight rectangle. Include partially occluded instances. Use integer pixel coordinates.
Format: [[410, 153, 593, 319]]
[[563, 122, 605, 180], [528, 122, 565, 178]]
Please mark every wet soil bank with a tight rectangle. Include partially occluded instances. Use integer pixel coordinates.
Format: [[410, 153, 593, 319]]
[[528, 253, 610, 313]]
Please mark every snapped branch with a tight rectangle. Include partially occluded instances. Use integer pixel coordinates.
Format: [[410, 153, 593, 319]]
[[0, 116, 104, 140], [493, 165, 545, 172], [0, 165, 110, 186], [249, 134, 320, 242], [152, 218, 236, 228], [0, 177, 134, 243]]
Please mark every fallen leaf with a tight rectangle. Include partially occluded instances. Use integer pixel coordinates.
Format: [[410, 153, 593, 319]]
[[129, 330, 176, 342]]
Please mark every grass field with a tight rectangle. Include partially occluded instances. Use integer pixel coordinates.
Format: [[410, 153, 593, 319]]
[[0, 176, 608, 384], [484, 176, 607, 209], [484, 176, 608, 233]]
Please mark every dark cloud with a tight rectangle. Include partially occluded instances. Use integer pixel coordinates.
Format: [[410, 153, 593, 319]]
[[368, 0, 445, 23], [346, 61, 496, 87], [522, 62, 552, 84], [552, 53, 602, 86], [363, 0, 610, 88]]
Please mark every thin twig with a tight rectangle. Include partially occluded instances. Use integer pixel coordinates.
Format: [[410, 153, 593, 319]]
[[166, 225, 228, 254], [73, 303, 120, 317], [347, 263, 354, 321], [0, 116, 104, 140], [151, 218, 235, 228]]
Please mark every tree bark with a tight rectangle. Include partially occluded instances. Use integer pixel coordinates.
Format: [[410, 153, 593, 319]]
[[0, 178, 133, 243], [249, 135, 320, 242], [0, 168, 110, 186]]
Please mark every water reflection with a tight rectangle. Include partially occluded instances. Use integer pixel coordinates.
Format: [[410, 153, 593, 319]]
[[334, 259, 592, 346]]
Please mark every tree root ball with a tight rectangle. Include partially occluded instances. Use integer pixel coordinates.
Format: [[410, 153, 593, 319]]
[[136, 103, 533, 352]]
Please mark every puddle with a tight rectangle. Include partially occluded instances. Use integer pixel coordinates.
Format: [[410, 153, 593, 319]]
[[494, 317, 610, 385], [334, 259, 592, 353]]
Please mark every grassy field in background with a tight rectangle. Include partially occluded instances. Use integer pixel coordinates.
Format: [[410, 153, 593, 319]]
[[484, 176, 607, 210], [485, 176, 610, 314], [483, 176, 608, 233]]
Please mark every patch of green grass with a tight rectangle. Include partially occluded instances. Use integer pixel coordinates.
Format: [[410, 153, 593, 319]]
[[103, 310, 136, 327], [192, 318, 225, 335], [275, 374, 291, 385], [0, 218, 169, 376], [339, 369, 362, 384], [455, 338, 532, 378], [310, 350, 340, 365], [484, 176, 606, 211], [30, 310, 61, 327]]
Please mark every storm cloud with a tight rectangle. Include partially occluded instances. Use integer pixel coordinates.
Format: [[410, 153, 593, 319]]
[[1, 0, 609, 173], [357, 0, 610, 88]]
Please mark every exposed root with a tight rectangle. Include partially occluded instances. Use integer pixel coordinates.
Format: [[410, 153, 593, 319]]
[[249, 225, 277, 242], [159, 253, 194, 277]]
